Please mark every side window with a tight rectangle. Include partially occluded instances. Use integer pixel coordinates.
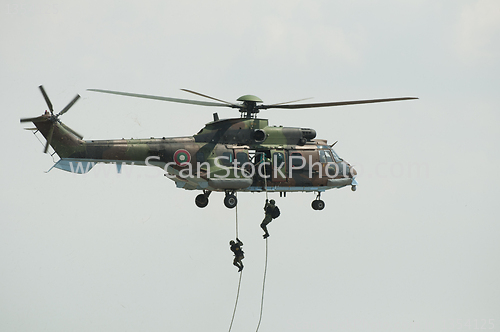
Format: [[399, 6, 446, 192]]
[[236, 152, 248, 164], [290, 152, 304, 168], [273, 152, 285, 166], [319, 150, 327, 163], [221, 151, 233, 166]]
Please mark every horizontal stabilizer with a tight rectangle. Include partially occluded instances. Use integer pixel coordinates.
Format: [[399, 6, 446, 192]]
[[52, 159, 97, 174]]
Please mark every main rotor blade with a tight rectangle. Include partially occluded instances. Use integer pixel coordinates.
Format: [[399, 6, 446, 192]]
[[260, 97, 418, 109], [44, 124, 54, 153], [60, 122, 83, 139], [180, 89, 239, 107], [87, 89, 233, 108], [259, 97, 313, 108], [58, 94, 81, 116], [39, 85, 54, 114]]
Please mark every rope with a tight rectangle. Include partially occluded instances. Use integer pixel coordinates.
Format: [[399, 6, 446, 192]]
[[228, 192, 241, 332], [228, 271, 243, 332], [235, 192, 239, 238], [255, 238, 269, 332], [255, 154, 270, 331], [263, 157, 269, 200], [229, 156, 271, 332]]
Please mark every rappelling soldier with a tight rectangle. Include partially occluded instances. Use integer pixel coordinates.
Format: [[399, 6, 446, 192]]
[[229, 238, 244, 272], [261, 199, 280, 239]]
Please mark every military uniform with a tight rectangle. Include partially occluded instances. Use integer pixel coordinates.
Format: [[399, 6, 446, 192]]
[[261, 199, 276, 238], [230, 238, 244, 272]]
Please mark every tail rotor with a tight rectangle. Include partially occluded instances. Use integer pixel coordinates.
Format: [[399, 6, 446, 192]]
[[20, 85, 82, 153]]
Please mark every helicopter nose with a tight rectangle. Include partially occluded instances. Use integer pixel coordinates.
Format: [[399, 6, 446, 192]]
[[350, 166, 357, 177], [340, 162, 356, 178], [348, 164, 358, 191]]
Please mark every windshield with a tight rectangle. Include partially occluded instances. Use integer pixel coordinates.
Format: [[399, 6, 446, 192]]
[[330, 148, 342, 162], [319, 145, 342, 162], [319, 149, 334, 163]]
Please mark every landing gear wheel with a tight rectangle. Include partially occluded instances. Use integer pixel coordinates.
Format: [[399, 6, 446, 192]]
[[224, 194, 238, 209], [224, 194, 237, 209], [312, 192, 325, 210], [312, 199, 325, 210], [195, 194, 209, 208]]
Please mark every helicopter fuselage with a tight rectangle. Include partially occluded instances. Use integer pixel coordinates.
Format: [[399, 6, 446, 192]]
[[29, 114, 357, 208]]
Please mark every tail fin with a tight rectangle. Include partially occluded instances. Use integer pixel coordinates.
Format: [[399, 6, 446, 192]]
[[24, 115, 84, 158]]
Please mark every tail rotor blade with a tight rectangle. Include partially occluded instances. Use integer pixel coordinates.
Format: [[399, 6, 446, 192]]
[[20, 117, 45, 123], [44, 125, 54, 153], [39, 85, 54, 114], [58, 94, 80, 116]]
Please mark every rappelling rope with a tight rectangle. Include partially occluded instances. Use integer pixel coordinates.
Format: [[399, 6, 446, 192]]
[[228, 192, 242, 332], [263, 156, 269, 200], [230, 156, 271, 332], [228, 270, 243, 332], [235, 192, 239, 238], [255, 155, 270, 332], [255, 237, 269, 332]]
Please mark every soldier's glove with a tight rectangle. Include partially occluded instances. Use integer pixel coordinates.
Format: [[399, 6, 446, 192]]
[[266, 199, 268, 203]]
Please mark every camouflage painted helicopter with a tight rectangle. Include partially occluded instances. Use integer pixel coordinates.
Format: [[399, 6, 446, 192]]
[[21, 86, 417, 210]]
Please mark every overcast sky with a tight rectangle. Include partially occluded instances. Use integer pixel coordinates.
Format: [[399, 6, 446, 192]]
[[1, 1, 499, 331]]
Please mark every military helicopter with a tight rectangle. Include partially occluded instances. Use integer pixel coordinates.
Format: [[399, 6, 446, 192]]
[[21, 86, 417, 210]]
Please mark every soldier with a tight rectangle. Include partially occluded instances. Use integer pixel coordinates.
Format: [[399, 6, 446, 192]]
[[261, 199, 279, 239], [229, 238, 244, 272]]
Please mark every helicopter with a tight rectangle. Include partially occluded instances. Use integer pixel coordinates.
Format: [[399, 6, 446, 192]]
[[21, 86, 417, 210]]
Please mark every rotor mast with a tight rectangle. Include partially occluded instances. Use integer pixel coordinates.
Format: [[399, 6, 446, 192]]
[[237, 95, 263, 118]]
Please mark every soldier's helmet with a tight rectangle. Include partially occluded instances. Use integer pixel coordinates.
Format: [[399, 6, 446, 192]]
[[230, 240, 235, 245], [270, 199, 275, 204]]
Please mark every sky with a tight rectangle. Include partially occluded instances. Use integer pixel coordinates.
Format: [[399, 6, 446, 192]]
[[1, 0, 500, 331]]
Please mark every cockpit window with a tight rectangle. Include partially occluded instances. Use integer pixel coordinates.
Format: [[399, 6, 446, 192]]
[[319, 150, 326, 163], [319, 150, 334, 163], [330, 149, 342, 162], [319, 145, 342, 162]]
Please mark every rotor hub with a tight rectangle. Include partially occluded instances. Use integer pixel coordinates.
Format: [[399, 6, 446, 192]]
[[236, 95, 263, 118], [236, 95, 263, 103]]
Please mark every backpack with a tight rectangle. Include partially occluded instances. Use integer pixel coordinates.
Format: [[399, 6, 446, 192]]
[[271, 206, 280, 219]]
